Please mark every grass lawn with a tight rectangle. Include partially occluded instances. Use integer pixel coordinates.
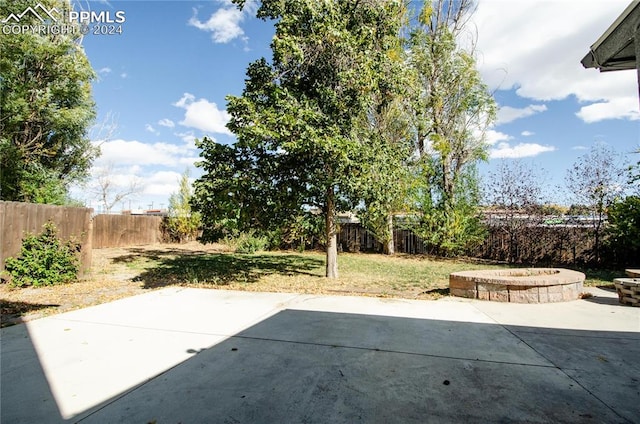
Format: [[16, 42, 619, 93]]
[[131, 249, 506, 298], [0, 242, 622, 326], [106, 244, 616, 296]]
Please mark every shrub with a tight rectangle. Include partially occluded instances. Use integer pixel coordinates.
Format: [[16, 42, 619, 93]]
[[163, 169, 202, 243], [162, 213, 201, 243], [236, 232, 270, 254], [223, 231, 269, 254], [280, 213, 325, 252], [4, 222, 80, 287], [604, 195, 640, 266]]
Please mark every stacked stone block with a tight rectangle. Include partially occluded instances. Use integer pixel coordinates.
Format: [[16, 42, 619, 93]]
[[450, 269, 585, 304]]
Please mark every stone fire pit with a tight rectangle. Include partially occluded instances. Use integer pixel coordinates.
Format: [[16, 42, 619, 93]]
[[450, 268, 585, 303], [614, 277, 640, 306]]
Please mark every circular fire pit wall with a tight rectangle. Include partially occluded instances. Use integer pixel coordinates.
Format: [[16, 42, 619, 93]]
[[449, 268, 585, 303]]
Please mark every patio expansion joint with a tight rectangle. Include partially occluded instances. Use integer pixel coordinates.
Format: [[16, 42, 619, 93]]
[[471, 304, 635, 424], [506, 328, 640, 341], [48, 292, 309, 338], [226, 334, 560, 369], [74, 331, 557, 423], [48, 317, 249, 339]]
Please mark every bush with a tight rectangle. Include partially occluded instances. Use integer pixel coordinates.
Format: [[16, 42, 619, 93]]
[[4, 222, 80, 287], [163, 170, 202, 243], [281, 213, 325, 252], [604, 196, 640, 266], [162, 213, 201, 243], [223, 231, 269, 254]]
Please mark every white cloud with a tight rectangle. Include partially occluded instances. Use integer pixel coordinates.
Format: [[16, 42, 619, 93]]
[[120, 72, 127, 79], [188, 1, 255, 44], [142, 170, 201, 198], [174, 93, 231, 135], [521, 131, 534, 137], [178, 156, 201, 167], [175, 131, 203, 150], [91, 165, 139, 188], [126, 165, 142, 175], [158, 118, 175, 128], [497, 104, 547, 125], [174, 93, 195, 108], [473, 0, 637, 121], [572, 145, 588, 150], [575, 97, 640, 123], [485, 129, 512, 146], [145, 124, 158, 135], [94, 139, 194, 167], [144, 171, 182, 196], [490, 142, 556, 159], [176, 131, 195, 143], [98, 67, 111, 74]]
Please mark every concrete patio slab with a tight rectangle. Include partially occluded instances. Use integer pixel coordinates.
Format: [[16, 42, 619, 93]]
[[1, 287, 638, 423], [82, 332, 624, 424], [471, 287, 640, 332]]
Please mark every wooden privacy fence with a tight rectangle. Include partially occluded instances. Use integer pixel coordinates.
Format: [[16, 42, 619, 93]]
[[472, 225, 595, 265], [2, 200, 599, 277], [92, 214, 164, 248], [0, 201, 93, 276], [339, 222, 595, 265], [1, 202, 166, 278], [338, 223, 427, 254]]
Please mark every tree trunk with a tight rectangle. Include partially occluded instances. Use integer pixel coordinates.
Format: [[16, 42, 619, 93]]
[[325, 187, 339, 278], [442, 159, 453, 203], [594, 221, 601, 264], [383, 213, 395, 255]]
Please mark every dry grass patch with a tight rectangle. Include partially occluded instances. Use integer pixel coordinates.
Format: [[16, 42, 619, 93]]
[[0, 279, 147, 325], [1, 241, 617, 326]]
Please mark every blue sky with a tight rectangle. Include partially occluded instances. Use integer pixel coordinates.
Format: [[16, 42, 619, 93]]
[[64, 0, 639, 212]]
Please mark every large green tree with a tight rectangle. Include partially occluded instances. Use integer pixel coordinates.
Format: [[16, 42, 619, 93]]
[[355, 97, 415, 255], [409, 0, 496, 255], [193, 0, 407, 277], [0, 0, 98, 204], [350, 7, 415, 256]]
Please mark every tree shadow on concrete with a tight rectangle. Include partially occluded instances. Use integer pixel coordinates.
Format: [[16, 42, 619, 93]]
[[76, 310, 640, 423], [1, 320, 64, 422], [3, 303, 638, 423]]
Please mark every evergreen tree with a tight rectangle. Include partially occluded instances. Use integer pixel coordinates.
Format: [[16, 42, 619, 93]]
[[0, 0, 98, 204]]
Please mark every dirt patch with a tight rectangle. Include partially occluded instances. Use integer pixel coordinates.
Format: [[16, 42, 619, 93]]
[[0, 242, 227, 327], [1, 242, 480, 326]]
